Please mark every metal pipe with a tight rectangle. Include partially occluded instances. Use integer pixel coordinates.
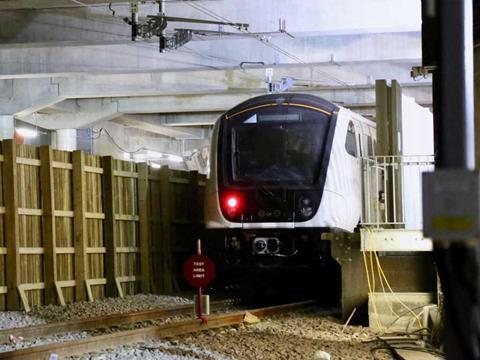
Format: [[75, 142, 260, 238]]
[[158, 0, 166, 52], [429, 1, 476, 359], [383, 160, 388, 224], [376, 162, 380, 227]]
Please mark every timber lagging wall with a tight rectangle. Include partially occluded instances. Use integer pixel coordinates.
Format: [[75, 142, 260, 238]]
[[0, 140, 205, 311]]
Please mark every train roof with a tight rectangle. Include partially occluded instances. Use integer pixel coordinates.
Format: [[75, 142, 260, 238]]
[[223, 93, 339, 119]]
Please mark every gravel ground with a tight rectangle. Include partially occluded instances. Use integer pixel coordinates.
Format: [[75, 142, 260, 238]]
[[176, 309, 394, 360], [0, 294, 192, 330], [68, 341, 232, 360], [80, 309, 394, 360], [0, 294, 193, 353], [0, 300, 395, 359]]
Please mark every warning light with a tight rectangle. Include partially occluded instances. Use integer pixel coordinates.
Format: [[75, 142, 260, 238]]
[[222, 194, 243, 218], [227, 197, 238, 208]]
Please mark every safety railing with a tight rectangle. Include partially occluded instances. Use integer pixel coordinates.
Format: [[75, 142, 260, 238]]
[[361, 155, 435, 229]]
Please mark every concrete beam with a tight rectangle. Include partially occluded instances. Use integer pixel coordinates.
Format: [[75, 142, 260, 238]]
[[38, 100, 79, 114], [120, 100, 434, 127], [0, 4, 422, 78], [0, 0, 421, 36], [90, 120, 211, 164], [11, 79, 431, 130], [0, 78, 64, 116], [0, 8, 129, 47], [17, 98, 120, 128], [0, 68, 266, 116], [0, 32, 422, 78], [2, 65, 428, 117], [115, 83, 432, 115], [0, 0, 422, 85], [0, 1, 128, 10], [127, 113, 223, 127], [20, 81, 431, 129], [114, 116, 203, 139], [0, 67, 264, 93]]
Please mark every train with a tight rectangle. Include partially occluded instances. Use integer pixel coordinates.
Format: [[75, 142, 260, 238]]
[[203, 93, 376, 282]]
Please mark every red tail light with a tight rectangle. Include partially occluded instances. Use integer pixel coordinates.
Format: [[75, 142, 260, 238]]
[[227, 196, 238, 208], [223, 194, 242, 217]]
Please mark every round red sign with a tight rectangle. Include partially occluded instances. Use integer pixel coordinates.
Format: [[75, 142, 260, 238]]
[[183, 254, 216, 288]]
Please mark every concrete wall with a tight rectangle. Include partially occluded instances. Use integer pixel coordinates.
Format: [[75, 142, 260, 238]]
[[90, 121, 212, 172]]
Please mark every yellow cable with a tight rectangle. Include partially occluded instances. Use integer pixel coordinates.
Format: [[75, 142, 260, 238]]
[[367, 228, 424, 330], [376, 253, 400, 318], [363, 235, 384, 331], [369, 248, 376, 295], [375, 251, 424, 330]]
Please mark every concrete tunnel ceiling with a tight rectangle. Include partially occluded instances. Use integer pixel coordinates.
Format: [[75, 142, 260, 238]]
[[0, 0, 431, 163]]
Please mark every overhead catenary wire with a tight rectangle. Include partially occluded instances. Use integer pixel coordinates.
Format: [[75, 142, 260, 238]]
[[184, 1, 351, 86]]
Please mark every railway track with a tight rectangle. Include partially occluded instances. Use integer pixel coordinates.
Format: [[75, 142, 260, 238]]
[[0, 300, 316, 359], [0, 299, 238, 344]]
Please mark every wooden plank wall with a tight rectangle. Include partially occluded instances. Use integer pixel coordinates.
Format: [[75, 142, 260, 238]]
[[0, 141, 206, 310], [148, 167, 205, 293]]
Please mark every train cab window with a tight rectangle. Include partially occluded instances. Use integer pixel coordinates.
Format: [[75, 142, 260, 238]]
[[227, 104, 332, 185], [345, 121, 357, 157]]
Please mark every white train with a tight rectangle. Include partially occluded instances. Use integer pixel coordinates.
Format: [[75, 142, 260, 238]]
[[204, 93, 375, 269]]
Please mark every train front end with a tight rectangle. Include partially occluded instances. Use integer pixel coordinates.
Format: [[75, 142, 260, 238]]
[[204, 93, 340, 276]]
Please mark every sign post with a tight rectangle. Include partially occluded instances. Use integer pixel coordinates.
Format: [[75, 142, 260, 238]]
[[183, 239, 215, 324]]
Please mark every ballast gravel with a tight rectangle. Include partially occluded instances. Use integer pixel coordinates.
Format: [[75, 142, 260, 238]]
[[1, 300, 396, 359], [0, 294, 193, 353], [79, 309, 395, 360], [33, 294, 192, 323], [176, 309, 394, 360], [68, 340, 232, 360], [0, 294, 192, 331]]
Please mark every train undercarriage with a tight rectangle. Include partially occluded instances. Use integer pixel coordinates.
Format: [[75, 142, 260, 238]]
[[203, 228, 342, 305]]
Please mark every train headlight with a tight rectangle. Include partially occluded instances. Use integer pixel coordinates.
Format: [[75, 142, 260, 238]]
[[298, 197, 314, 218], [254, 239, 267, 254], [267, 238, 280, 254]]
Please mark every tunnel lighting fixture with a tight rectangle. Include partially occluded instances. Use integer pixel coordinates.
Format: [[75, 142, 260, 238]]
[[133, 150, 164, 160], [15, 128, 38, 138], [133, 151, 184, 164]]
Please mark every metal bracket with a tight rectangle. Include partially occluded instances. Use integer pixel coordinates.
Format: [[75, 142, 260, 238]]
[[411, 65, 437, 80], [361, 228, 433, 252]]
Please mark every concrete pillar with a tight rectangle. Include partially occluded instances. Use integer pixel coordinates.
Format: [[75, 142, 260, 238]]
[[0, 115, 15, 140], [54, 129, 77, 151]]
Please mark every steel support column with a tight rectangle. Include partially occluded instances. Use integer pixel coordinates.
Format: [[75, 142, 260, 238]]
[[428, 0, 477, 358]]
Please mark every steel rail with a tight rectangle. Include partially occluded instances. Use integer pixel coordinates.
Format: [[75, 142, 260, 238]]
[[0, 299, 237, 343], [0, 300, 317, 360]]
